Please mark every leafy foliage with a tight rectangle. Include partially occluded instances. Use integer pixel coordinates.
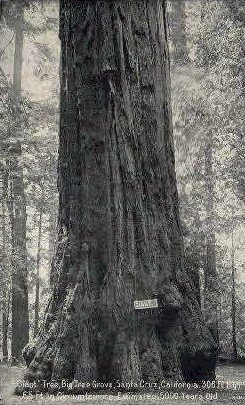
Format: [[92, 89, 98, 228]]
[[0, 1, 59, 354], [171, 0, 245, 356]]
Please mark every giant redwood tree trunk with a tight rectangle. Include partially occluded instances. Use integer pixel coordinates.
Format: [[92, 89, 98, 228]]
[[22, 0, 217, 388]]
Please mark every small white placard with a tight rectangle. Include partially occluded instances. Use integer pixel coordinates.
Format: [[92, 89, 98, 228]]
[[134, 299, 158, 310]]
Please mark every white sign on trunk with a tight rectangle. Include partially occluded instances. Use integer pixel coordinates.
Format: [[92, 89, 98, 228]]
[[134, 299, 158, 310]]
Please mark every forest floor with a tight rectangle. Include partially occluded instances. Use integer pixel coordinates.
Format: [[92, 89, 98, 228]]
[[0, 364, 245, 405]]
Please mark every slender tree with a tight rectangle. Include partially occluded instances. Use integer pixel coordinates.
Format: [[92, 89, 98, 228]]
[[9, 1, 29, 362], [0, 167, 11, 362], [48, 213, 56, 264], [203, 132, 219, 344], [34, 207, 43, 337], [170, 0, 190, 65], [21, 0, 216, 388], [2, 288, 11, 363], [231, 213, 238, 361], [194, 1, 220, 345]]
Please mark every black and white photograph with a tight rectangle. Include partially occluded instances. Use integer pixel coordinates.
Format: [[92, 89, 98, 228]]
[[0, 0, 244, 404]]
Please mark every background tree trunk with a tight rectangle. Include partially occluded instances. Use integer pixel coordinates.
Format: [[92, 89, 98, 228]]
[[34, 208, 43, 337], [48, 211, 56, 266], [1, 170, 10, 362], [231, 220, 237, 361], [196, 1, 219, 348], [170, 0, 190, 65], [2, 289, 11, 363], [203, 134, 219, 346], [22, 0, 217, 389], [10, 1, 29, 363]]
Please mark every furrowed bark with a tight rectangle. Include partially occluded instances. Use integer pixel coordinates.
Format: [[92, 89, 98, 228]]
[[20, 0, 217, 389]]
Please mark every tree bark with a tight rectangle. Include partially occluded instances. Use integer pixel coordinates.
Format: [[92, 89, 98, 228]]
[[1, 170, 10, 362], [21, 0, 217, 389], [170, 0, 190, 65], [48, 209, 57, 282], [197, 1, 219, 348], [231, 221, 237, 361], [34, 208, 43, 337], [203, 134, 219, 346], [10, 1, 29, 362], [2, 289, 11, 363]]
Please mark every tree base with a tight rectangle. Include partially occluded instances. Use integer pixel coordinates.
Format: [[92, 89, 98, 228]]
[[15, 288, 217, 396]]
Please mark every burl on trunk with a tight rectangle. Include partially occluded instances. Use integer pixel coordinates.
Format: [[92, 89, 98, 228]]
[[23, 0, 217, 388]]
